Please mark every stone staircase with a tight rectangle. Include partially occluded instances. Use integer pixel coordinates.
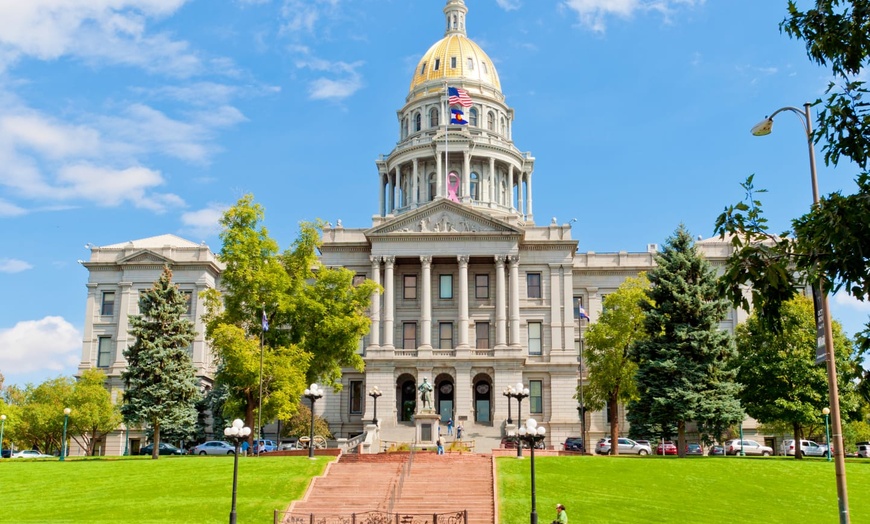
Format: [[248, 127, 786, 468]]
[[286, 452, 496, 524], [378, 421, 506, 453]]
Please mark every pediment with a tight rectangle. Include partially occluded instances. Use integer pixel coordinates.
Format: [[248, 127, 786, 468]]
[[117, 249, 172, 265], [367, 200, 522, 237]]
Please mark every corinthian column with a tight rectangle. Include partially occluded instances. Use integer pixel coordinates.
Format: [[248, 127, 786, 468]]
[[383, 256, 395, 349], [420, 255, 432, 349], [508, 255, 520, 348], [495, 255, 507, 348], [457, 255, 470, 348], [369, 256, 381, 348]]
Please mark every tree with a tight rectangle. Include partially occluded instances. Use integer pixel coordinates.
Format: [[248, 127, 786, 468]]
[[580, 274, 651, 455], [629, 225, 744, 457], [282, 402, 333, 441], [735, 295, 860, 458], [122, 266, 199, 459], [716, 1, 870, 351], [9, 377, 73, 454], [68, 369, 122, 456]]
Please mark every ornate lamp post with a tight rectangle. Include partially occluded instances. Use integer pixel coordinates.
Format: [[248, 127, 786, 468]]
[[0, 414, 6, 458], [518, 418, 547, 524], [224, 419, 252, 524], [502, 386, 514, 425], [304, 384, 324, 459], [368, 386, 382, 425], [752, 103, 849, 523], [510, 383, 529, 458], [823, 407, 832, 462], [60, 408, 71, 461]]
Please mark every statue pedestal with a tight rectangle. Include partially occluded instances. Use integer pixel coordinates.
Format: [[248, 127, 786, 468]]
[[414, 411, 441, 445]]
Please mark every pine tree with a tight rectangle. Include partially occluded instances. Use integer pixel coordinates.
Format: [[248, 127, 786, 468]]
[[628, 225, 743, 456], [122, 267, 199, 459]]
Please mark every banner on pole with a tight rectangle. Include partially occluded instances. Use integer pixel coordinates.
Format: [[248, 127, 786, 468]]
[[812, 285, 826, 365]]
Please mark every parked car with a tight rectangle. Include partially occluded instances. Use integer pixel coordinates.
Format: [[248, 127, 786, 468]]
[[635, 440, 652, 449], [724, 439, 772, 456], [12, 449, 54, 459], [193, 441, 236, 455], [780, 439, 827, 457], [279, 439, 299, 451], [253, 439, 277, 453], [709, 445, 725, 456], [656, 441, 677, 455], [596, 437, 651, 455], [685, 443, 704, 456], [857, 442, 869, 458], [563, 437, 583, 452], [1, 449, 11, 458], [139, 442, 185, 456]]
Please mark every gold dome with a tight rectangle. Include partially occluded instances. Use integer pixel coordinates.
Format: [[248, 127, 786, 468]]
[[409, 34, 501, 92]]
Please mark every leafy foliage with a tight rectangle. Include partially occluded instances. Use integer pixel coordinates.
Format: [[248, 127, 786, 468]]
[[6, 377, 73, 454], [580, 274, 651, 453], [281, 402, 333, 440], [628, 225, 743, 453], [68, 369, 122, 455], [122, 267, 200, 459]]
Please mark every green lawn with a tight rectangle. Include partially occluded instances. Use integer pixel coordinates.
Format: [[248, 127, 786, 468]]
[[498, 455, 870, 524], [0, 455, 330, 523]]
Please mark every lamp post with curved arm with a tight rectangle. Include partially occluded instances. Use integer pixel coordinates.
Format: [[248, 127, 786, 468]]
[[518, 418, 547, 524], [304, 384, 324, 459], [751, 102, 849, 523], [510, 383, 530, 458], [224, 419, 252, 524]]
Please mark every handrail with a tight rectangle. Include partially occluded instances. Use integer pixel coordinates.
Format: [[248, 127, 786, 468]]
[[275, 510, 467, 524]]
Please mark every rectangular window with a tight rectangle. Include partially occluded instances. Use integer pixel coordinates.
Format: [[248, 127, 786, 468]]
[[434, 58, 440, 70], [101, 291, 115, 316], [530, 380, 543, 414], [475, 322, 490, 349], [527, 273, 542, 298], [419, 62, 427, 75], [475, 274, 489, 299], [403, 322, 417, 350], [404, 275, 417, 300], [439, 322, 454, 349], [97, 336, 112, 368], [467, 57, 474, 70], [353, 274, 367, 287], [450, 56, 457, 68], [528, 322, 542, 355], [440, 274, 453, 299], [349, 380, 363, 414], [574, 296, 585, 319]]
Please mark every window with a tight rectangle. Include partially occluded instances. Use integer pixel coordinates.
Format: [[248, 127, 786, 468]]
[[469, 108, 478, 126], [434, 58, 440, 70], [530, 380, 543, 413], [475, 322, 490, 348], [97, 336, 112, 368], [182, 291, 193, 315], [481, 61, 488, 74], [420, 62, 427, 75], [428, 173, 436, 201], [487, 111, 495, 130], [528, 322, 542, 355], [429, 108, 439, 127], [353, 274, 367, 287], [527, 273, 542, 298], [450, 56, 457, 68], [349, 380, 363, 414], [404, 275, 418, 300], [439, 274, 453, 299], [414, 112, 422, 132], [466, 57, 474, 70], [403, 322, 417, 349], [573, 296, 585, 319], [500, 116, 506, 135], [470, 172, 479, 200], [101, 291, 115, 316], [475, 274, 489, 299], [402, 117, 408, 139], [439, 322, 454, 349]]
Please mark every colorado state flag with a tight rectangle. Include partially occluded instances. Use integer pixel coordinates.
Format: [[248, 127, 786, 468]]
[[451, 108, 467, 125]]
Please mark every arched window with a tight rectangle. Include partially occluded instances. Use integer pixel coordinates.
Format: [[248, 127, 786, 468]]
[[402, 117, 408, 139], [428, 173, 437, 201], [467, 57, 474, 70], [501, 180, 507, 206], [500, 116, 506, 136], [469, 108, 478, 126], [487, 111, 495, 131], [429, 108, 439, 128], [470, 172, 479, 201], [481, 62, 488, 74], [414, 112, 422, 132]]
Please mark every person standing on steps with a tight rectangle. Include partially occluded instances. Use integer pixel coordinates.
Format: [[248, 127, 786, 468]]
[[437, 437, 444, 455], [447, 417, 454, 436], [456, 422, 463, 440]]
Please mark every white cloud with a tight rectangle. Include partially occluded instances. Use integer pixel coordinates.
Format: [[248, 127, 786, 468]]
[[561, 0, 702, 33], [0, 198, 27, 217], [180, 204, 228, 239], [0, 316, 81, 374], [0, 259, 32, 273], [834, 292, 870, 312], [496, 0, 522, 10], [294, 51, 364, 100]]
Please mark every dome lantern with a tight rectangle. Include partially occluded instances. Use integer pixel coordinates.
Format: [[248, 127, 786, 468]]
[[444, 0, 468, 37]]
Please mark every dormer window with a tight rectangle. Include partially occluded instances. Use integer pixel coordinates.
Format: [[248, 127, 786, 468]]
[[434, 58, 440, 71], [420, 62, 427, 75], [450, 57, 457, 68], [467, 58, 474, 70], [481, 62, 488, 74]]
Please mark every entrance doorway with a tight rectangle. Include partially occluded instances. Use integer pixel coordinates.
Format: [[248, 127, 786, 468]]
[[397, 374, 416, 422], [435, 374, 454, 423], [473, 376, 492, 423]]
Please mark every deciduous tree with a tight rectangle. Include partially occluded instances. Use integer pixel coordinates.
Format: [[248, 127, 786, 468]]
[[68, 369, 122, 456]]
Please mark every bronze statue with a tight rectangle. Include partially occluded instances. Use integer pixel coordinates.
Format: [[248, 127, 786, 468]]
[[418, 377, 433, 410]]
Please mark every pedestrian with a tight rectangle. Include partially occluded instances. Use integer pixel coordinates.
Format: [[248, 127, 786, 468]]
[[456, 423, 463, 440], [241, 440, 249, 456], [437, 438, 444, 455], [447, 418, 454, 436], [552, 504, 567, 524]]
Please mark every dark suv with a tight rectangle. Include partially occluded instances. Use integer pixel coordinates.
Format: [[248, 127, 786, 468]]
[[563, 437, 583, 452]]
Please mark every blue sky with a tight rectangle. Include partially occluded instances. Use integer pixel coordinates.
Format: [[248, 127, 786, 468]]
[[1, 0, 867, 388]]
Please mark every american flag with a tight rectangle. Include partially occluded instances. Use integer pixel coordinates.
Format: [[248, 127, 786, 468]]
[[448, 87, 473, 107]]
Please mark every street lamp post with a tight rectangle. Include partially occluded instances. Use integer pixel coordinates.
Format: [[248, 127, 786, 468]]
[[224, 419, 252, 524], [502, 386, 514, 425], [0, 414, 6, 458], [368, 386, 382, 425], [739, 421, 745, 457], [823, 407, 832, 462], [61, 408, 71, 461], [752, 103, 850, 523], [518, 418, 547, 524], [510, 382, 530, 458], [304, 384, 324, 459]]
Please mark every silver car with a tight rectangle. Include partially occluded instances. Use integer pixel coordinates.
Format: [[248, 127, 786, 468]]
[[780, 439, 827, 457], [193, 441, 236, 455], [595, 437, 651, 455], [724, 439, 772, 456]]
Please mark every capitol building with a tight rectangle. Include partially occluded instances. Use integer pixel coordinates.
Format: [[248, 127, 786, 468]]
[[77, 0, 752, 455]]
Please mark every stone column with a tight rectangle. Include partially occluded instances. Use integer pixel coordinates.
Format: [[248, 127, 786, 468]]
[[420, 255, 432, 349], [389, 171, 395, 213], [549, 263, 563, 351], [562, 264, 575, 355], [435, 151, 443, 199], [495, 255, 507, 348], [457, 255, 470, 348], [78, 283, 98, 372], [383, 256, 395, 349], [518, 173, 525, 217], [412, 159, 419, 209], [489, 157, 496, 205], [508, 255, 521, 348], [111, 281, 133, 372], [508, 164, 514, 209], [526, 171, 533, 218], [463, 151, 471, 203], [369, 256, 381, 348]]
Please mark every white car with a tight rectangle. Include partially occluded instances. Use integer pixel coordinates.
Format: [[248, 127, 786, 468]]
[[780, 439, 828, 457], [724, 439, 773, 456], [857, 442, 869, 458], [595, 437, 651, 455], [12, 449, 54, 459], [193, 441, 236, 455]]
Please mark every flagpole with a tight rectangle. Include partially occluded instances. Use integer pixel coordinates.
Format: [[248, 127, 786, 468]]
[[444, 81, 449, 199], [257, 305, 266, 456]]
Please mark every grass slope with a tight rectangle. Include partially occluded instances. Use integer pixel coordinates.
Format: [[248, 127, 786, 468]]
[[0, 455, 329, 523], [498, 456, 869, 524]]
